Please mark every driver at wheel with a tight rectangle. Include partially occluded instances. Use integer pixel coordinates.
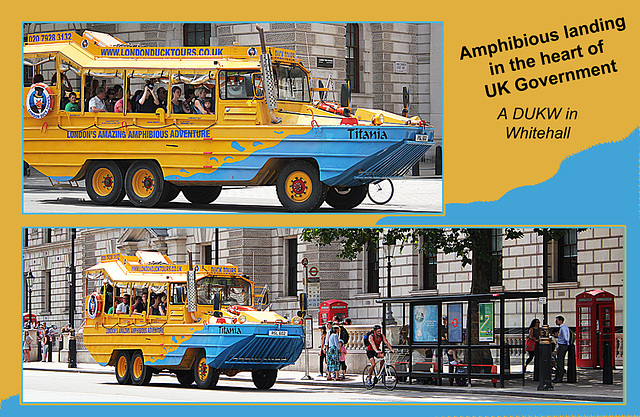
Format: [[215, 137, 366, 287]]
[[366, 325, 394, 384]]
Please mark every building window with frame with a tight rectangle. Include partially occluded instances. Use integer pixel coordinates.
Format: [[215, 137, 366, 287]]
[[422, 251, 437, 290], [490, 228, 503, 286], [23, 228, 29, 247], [44, 228, 52, 244], [202, 244, 213, 265], [557, 229, 578, 282], [183, 23, 211, 47], [44, 270, 51, 313], [286, 238, 298, 297], [366, 242, 379, 293], [345, 23, 360, 93]]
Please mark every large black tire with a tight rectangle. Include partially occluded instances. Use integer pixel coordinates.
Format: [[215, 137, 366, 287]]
[[275, 160, 327, 212], [176, 370, 195, 387], [251, 369, 278, 390], [325, 185, 368, 210], [124, 161, 165, 207], [130, 351, 153, 386], [182, 185, 222, 205], [159, 182, 180, 204], [86, 161, 126, 206], [362, 364, 375, 389], [193, 351, 219, 389], [115, 351, 132, 385]]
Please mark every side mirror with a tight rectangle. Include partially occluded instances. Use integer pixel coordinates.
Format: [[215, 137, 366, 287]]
[[251, 73, 264, 99], [299, 293, 308, 316], [402, 86, 409, 117], [213, 292, 221, 311], [340, 82, 350, 108], [261, 288, 270, 306], [318, 79, 326, 102]]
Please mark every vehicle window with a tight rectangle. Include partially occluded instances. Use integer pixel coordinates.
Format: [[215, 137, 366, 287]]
[[273, 64, 310, 103], [195, 276, 251, 306], [219, 71, 257, 100], [171, 283, 186, 305]]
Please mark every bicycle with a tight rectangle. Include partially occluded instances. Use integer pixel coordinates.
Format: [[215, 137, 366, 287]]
[[362, 352, 398, 391], [367, 179, 394, 205]]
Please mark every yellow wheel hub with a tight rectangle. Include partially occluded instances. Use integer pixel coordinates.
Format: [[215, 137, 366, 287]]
[[285, 170, 312, 202], [117, 356, 127, 377], [133, 356, 143, 379], [132, 169, 155, 198], [92, 167, 115, 197], [197, 358, 209, 381]]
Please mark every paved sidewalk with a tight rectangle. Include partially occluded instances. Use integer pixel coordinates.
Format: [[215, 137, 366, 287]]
[[23, 359, 623, 402]]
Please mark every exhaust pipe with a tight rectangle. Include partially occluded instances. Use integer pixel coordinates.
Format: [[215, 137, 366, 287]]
[[256, 24, 282, 124]]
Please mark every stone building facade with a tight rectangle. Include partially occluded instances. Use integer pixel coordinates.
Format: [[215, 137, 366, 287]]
[[23, 227, 624, 335], [23, 22, 443, 175]]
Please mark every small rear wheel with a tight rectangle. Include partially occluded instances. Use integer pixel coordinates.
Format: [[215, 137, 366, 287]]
[[86, 161, 125, 206], [115, 351, 131, 385], [325, 185, 367, 210], [382, 365, 398, 391], [182, 185, 222, 205], [276, 160, 327, 212], [193, 351, 219, 389], [367, 179, 394, 205], [130, 351, 152, 386], [124, 161, 164, 207], [251, 369, 278, 390]]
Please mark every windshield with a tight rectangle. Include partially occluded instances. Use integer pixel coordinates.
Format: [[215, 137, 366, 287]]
[[273, 63, 310, 103], [195, 276, 252, 306]]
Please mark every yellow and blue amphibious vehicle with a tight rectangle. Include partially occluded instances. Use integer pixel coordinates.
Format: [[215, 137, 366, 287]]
[[82, 251, 304, 389], [24, 28, 435, 211]]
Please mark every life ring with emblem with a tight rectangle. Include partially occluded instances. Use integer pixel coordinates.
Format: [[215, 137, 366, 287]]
[[25, 83, 54, 119], [86, 292, 102, 319]]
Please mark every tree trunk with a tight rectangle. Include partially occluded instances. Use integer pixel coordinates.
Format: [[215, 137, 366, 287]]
[[467, 229, 494, 367]]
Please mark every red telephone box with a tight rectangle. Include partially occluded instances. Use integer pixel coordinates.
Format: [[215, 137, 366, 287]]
[[576, 289, 615, 368], [319, 299, 348, 326]]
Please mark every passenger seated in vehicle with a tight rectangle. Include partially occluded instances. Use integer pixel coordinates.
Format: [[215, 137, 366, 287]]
[[138, 82, 160, 113], [150, 294, 165, 316], [32, 74, 44, 84], [114, 89, 132, 113], [64, 92, 80, 112], [192, 87, 208, 114], [115, 294, 130, 314], [105, 88, 116, 112], [131, 295, 146, 315], [204, 99, 214, 114], [88, 87, 108, 112], [170, 86, 190, 114], [156, 87, 168, 111]]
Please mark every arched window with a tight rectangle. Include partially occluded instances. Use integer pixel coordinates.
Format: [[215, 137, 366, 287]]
[[183, 24, 211, 47], [345, 24, 360, 93]]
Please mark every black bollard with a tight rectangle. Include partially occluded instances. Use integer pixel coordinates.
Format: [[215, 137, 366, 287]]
[[603, 342, 613, 385], [537, 325, 554, 391], [567, 344, 577, 383], [68, 330, 77, 368]]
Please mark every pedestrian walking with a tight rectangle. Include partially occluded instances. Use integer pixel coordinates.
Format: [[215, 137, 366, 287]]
[[326, 325, 341, 380], [41, 329, 50, 362], [525, 318, 540, 368], [553, 315, 570, 382], [339, 339, 347, 379], [22, 330, 33, 362], [318, 325, 327, 377]]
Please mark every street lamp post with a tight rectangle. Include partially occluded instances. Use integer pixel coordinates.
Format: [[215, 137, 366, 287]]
[[384, 243, 396, 326], [25, 271, 34, 328], [67, 228, 77, 368]]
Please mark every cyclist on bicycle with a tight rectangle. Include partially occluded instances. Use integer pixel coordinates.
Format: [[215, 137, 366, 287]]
[[366, 325, 395, 384]]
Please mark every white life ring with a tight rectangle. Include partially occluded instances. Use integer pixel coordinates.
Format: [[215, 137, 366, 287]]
[[86, 292, 102, 319], [25, 83, 54, 119]]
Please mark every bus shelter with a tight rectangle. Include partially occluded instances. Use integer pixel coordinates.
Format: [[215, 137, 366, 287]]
[[378, 291, 545, 388]]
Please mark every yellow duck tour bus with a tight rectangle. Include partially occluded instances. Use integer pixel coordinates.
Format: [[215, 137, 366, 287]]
[[82, 251, 305, 390], [23, 27, 435, 211]]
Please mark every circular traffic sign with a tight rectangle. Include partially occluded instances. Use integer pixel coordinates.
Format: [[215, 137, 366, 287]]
[[301, 257, 308, 266], [309, 266, 318, 276]]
